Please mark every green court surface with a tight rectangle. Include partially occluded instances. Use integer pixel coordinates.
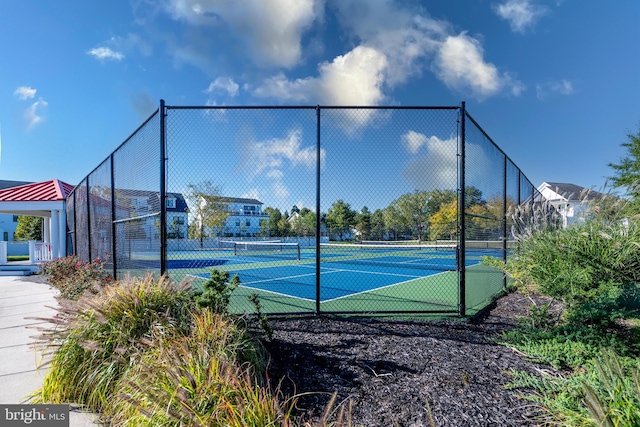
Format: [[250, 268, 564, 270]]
[[119, 246, 505, 317]]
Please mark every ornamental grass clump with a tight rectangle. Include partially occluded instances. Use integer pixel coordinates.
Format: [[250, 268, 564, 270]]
[[105, 309, 280, 427], [31, 274, 195, 412], [40, 255, 114, 300]]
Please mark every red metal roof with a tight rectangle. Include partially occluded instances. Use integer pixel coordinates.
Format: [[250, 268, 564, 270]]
[[0, 179, 75, 202]]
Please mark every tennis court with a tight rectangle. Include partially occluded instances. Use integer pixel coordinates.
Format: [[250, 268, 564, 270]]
[[159, 242, 503, 315]]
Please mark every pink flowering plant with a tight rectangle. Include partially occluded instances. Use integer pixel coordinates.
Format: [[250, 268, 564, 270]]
[[40, 255, 115, 300]]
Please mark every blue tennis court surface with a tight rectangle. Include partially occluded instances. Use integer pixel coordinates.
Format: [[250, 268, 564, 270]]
[[194, 262, 452, 302], [175, 244, 493, 302]]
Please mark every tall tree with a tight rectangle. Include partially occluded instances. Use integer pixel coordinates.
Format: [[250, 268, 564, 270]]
[[430, 200, 458, 240], [326, 199, 356, 241], [383, 204, 404, 240], [261, 207, 282, 237], [426, 189, 457, 214], [609, 125, 640, 204], [463, 186, 484, 209], [291, 210, 316, 240], [186, 181, 229, 246], [355, 206, 372, 241], [370, 209, 386, 240], [302, 211, 316, 238], [395, 191, 431, 241], [277, 216, 291, 237], [14, 216, 42, 241]]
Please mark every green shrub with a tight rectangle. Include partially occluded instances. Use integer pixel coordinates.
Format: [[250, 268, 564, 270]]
[[507, 350, 640, 427], [40, 255, 114, 300], [193, 269, 240, 314], [31, 274, 195, 411], [499, 322, 638, 370], [499, 220, 640, 326], [582, 349, 640, 427]]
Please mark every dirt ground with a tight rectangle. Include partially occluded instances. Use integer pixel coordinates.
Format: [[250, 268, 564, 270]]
[[262, 292, 550, 427]]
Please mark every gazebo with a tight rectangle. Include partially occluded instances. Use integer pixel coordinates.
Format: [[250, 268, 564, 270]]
[[0, 179, 74, 270]]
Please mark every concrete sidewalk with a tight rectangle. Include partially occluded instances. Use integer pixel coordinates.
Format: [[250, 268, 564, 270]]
[[0, 275, 101, 426]]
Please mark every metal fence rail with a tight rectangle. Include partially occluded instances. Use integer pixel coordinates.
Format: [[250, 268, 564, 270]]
[[67, 101, 542, 317]]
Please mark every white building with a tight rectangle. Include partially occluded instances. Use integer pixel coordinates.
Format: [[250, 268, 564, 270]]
[[0, 180, 32, 241], [117, 190, 190, 239], [196, 196, 268, 238], [537, 182, 606, 228]]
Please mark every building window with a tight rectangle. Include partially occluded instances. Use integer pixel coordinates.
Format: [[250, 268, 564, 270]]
[[245, 220, 251, 227], [3, 232, 7, 241], [166, 198, 176, 209], [13, 215, 19, 222], [235, 220, 241, 227]]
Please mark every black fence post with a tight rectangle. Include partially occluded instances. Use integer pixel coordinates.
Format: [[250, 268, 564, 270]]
[[315, 105, 321, 315], [86, 180, 91, 262], [502, 155, 508, 289], [110, 154, 117, 278], [160, 99, 167, 275], [72, 190, 77, 256], [458, 101, 466, 317]]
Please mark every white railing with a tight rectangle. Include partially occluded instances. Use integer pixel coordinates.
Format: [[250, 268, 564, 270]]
[[29, 241, 53, 263], [0, 241, 6, 265]]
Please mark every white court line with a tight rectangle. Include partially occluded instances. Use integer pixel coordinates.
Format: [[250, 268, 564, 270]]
[[186, 273, 316, 301], [297, 263, 422, 278], [187, 262, 462, 303], [321, 270, 452, 303]]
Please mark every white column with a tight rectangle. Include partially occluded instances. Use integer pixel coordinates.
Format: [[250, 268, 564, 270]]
[[51, 210, 60, 259], [59, 209, 67, 258], [43, 218, 50, 243], [0, 241, 7, 265]]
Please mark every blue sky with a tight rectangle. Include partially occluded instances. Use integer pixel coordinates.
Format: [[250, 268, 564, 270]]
[[1, 0, 639, 213]]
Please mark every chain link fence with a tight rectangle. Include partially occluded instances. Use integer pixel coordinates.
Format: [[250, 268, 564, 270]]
[[67, 102, 541, 316]]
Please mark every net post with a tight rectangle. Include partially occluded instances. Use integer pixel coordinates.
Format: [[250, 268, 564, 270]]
[[458, 101, 466, 317], [297, 243, 301, 261]]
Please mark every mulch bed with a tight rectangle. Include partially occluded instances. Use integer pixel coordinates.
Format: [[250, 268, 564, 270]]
[[261, 292, 552, 426]]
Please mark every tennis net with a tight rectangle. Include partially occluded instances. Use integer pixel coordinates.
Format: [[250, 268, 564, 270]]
[[320, 243, 459, 271], [221, 241, 301, 261]]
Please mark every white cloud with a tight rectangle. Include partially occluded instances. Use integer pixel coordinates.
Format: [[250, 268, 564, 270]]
[[401, 130, 493, 192], [87, 47, 125, 61], [111, 33, 153, 57], [238, 128, 325, 201], [493, 0, 547, 33], [330, 1, 447, 87], [164, 0, 321, 68], [243, 129, 321, 180], [434, 32, 524, 99], [254, 45, 388, 128], [24, 98, 48, 129], [536, 79, 574, 99], [242, 188, 260, 200], [205, 77, 240, 97], [266, 170, 284, 180], [14, 86, 37, 100], [273, 181, 290, 199], [401, 133, 458, 190], [254, 1, 521, 117]]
